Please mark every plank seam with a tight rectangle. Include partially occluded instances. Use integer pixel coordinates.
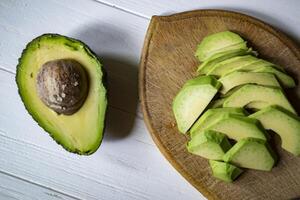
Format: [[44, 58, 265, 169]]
[[0, 170, 82, 200], [91, 0, 151, 20]]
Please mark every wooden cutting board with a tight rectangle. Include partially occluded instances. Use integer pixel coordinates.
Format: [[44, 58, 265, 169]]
[[139, 10, 300, 200]]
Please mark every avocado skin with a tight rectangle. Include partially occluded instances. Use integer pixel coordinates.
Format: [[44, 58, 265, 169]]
[[16, 34, 107, 155]]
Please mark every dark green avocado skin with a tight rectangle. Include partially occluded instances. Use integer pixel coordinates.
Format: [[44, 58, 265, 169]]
[[16, 34, 107, 155]]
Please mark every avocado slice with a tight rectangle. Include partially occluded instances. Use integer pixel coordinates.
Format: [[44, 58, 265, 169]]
[[197, 48, 253, 74], [209, 98, 226, 109], [173, 76, 221, 133], [250, 106, 300, 156], [208, 57, 285, 77], [254, 66, 295, 88], [219, 71, 280, 94], [207, 55, 259, 77], [195, 31, 247, 61], [190, 107, 247, 135], [223, 138, 277, 171], [205, 114, 268, 141], [209, 160, 243, 182], [223, 84, 296, 114], [246, 101, 269, 111], [16, 34, 107, 155], [187, 130, 232, 160]]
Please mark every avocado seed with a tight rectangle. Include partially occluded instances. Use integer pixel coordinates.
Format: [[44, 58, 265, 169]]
[[36, 59, 89, 115]]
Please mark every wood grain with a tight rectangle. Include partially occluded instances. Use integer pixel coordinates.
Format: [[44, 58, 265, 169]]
[[139, 9, 300, 200]]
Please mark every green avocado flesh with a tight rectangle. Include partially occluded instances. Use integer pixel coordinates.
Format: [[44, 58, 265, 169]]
[[223, 84, 296, 114], [173, 31, 299, 182], [16, 34, 107, 155], [204, 114, 267, 141], [250, 106, 300, 155], [209, 160, 243, 182], [219, 71, 280, 94], [187, 130, 232, 160], [195, 31, 247, 61], [197, 48, 253, 74], [173, 76, 221, 133], [223, 138, 276, 171], [190, 107, 247, 136], [246, 101, 269, 111]]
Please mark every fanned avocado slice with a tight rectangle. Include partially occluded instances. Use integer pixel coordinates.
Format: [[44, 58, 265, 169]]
[[190, 107, 247, 135], [195, 31, 247, 61], [223, 84, 296, 114], [172, 76, 221, 133], [250, 106, 300, 156], [219, 71, 280, 94], [209, 160, 243, 182], [16, 34, 107, 155], [187, 130, 232, 160], [197, 48, 254, 74], [223, 138, 277, 171]]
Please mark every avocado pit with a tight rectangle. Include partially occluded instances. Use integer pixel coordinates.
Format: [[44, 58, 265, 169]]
[[36, 59, 89, 115]]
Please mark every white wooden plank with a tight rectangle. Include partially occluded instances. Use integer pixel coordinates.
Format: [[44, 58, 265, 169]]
[[0, 69, 203, 200], [96, 0, 300, 42], [0, 0, 148, 117], [0, 171, 78, 200]]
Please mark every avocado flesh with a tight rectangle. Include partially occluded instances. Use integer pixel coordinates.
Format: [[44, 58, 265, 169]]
[[190, 107, 247, 136], [209, 98, 226, 109], [173, 76, 221, 133], [195, 31, 247, 61], [223, 84, 296, 114], [223, 138, 276, 171], [16, 34, 107, 154], [187, 130, 232, 160], [250, 106, 300, 156], [219, 71, 280, 94], [204, 114, 267, 141], [197, 48, 252, 74], [246, 101, 269, 111], [207, 55, 259, 76], [253, 66, 295, 88], [209, 160, 243, 182]]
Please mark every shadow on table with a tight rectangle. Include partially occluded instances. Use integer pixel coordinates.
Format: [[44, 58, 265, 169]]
[[72, 22, 139, 141]]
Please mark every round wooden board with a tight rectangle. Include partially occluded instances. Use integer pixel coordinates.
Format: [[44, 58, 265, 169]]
[[139, 10, 300, 200]]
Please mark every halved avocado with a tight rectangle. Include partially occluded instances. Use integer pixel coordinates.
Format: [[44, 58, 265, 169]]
[[16, 34, 107, 155]]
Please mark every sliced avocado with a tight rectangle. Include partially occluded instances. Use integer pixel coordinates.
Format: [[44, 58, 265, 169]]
[[197, 48, 253, 74], [254, 66, 295, 88], [190, 107, 247, 135], [16, 34, 107, 155], [209, 98, 226, 108], [223, 84, 296, 114], [223, 138, 277, 171], [207, 55, 259, 77], [250, 106, 300, 155], [195, 31, 247, 61], [173, 76, 221, 133], [187, 130, 232, 160], [219, 71, 280, 94], [234, 59, 284, 72], [209, 160, 243, 182], [246, 101, 269, 111], [205, 114, 268, 141]]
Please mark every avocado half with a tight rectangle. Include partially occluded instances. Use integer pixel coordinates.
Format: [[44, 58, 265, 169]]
[[16, 34, 107, 155]]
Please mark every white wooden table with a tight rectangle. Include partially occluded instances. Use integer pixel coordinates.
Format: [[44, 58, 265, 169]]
[[0, 0, 299, 199]]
